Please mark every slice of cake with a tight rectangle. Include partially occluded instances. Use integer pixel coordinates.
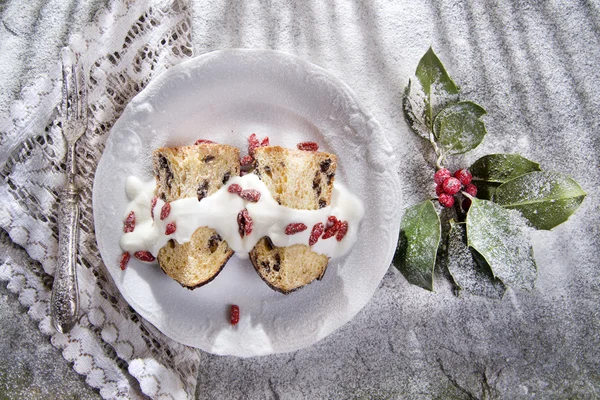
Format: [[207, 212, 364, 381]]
[[152, 143, 240, 288], [249, 146, 338, 293]]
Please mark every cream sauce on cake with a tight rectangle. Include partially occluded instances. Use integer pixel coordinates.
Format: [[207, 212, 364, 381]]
[[120, 174, 364, 260]]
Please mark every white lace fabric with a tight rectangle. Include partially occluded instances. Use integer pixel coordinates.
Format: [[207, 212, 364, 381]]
[[0, 0, 201, 398]]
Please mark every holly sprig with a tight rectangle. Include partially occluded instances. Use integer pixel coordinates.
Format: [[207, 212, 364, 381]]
[[395, 47, 586, 298]]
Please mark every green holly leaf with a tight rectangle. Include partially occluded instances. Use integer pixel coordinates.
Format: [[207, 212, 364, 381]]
[[393, 200, 441, 291], [403, 47, 459, 139], [433, 101, 487, 155], [492, 171, 586, 230], [447, 220, 506, 299], [470, 154, 541, 199], [466, 198, 537, 290]]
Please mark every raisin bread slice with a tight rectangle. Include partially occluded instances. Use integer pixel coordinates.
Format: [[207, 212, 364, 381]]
[[250, 146, 337, 294], [153, 143, 240, 289]]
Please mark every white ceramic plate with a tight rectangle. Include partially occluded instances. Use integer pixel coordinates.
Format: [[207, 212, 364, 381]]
[[93, 49, 401, 357]]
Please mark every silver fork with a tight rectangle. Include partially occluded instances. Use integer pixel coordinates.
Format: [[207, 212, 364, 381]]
[[51, 49, 88, 333]]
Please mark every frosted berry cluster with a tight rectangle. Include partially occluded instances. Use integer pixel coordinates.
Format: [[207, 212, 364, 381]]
[[434, 168, 478, 209]]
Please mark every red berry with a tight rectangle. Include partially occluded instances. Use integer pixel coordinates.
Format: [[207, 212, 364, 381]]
[[327, 216, 339, 226], [442, 177, 461, 195], [230, 304, 240, 325], [285, 223, 308, 235], [239, 189, 261, 202], [150, 197, 157, 219], [465, 183, 478, 197], [195, 139, 215, 145], [322, 219, 340, 239], [309, 222, 325, 246], [120, 252, 130, 270], [134, 251, 155, 262], [454, 169, 473, 185], [434, 168, 452, 185], [435, 184, 444, 196], [160, 202, 171, 220], [165, 222, 176, 235], [260, 137, 270, 147], [228, 184, 243, 194], [240, 155, 254, 167], [438, 193, 455, 208], [248, 133, 260, 156], [123, 211, 136, 233], [297, 142, 319, 151], [462, 198, 472, 211], [237, 209, 253, 237], [336, 221, 349, 241]]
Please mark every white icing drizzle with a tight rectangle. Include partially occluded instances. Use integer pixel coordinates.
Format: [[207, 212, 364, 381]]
[[120, 174, 365, 260]]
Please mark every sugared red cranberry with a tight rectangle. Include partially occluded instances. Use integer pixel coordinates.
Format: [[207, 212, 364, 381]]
[[336, 221, 348, 241], [195, 139, 215, 145], [297, 142, 319, 151], [442, 177, 461, 195], [134, 251, 155, 262], [465, 183, 478, 197], [248, 133, 260, 156], [123, 211, 136, 233], [228, 184, 243, 194], [454, 169, 473, 185], [260, 137, 270, 147], [240, 155, 254, 167], [160, 203, 171, 220], [434, 168, 452, 185], [435, 184, 444, 196], [239, 189, 261, 202], [165, 222, 176, 235], [309, 222, 325, 246], [150, 197, 157, 219], [230, 304, 240, 325], [120, 252, 130, 270], [438, 193, 455, 208], [285, 223, 308, 235]]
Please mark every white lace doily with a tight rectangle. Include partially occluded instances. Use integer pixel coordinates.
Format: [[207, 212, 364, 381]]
[[0, 0, 202, 398]]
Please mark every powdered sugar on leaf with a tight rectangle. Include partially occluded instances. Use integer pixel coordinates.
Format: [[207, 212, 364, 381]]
[[466, 198, 537, 290], [447, 220, 505, 299]]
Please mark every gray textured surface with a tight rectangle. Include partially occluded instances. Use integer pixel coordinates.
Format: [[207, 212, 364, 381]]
[[2, 0, 600, 398]]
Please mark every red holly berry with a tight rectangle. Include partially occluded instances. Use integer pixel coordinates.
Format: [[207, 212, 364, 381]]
[[237, 209, 253, 237], [248, 133, 260, 156], [336, 221, 349, 241], [134, 251, 155, 262], [165, 222, 176, 235], [434, 168, 452, 185], [454, 169, 473, 185], [239, 189, 261, 202], [195, 139, 215, 145], [150, 197, 157, 220], [442, 177, 461, 195], [123, 211, 136, 233], [228, 184, 243, 194], [120, 252, 130, 270], [160, 202, 171, 220], [260, 137, 270, 147], [438, 193, 455, 208], [285, 223, 308, 235], [309, 222, 325, 246], [297, 142, 319, 151], [240, 155, 254, 167], [435, 184, 444, 196], [230, 304, 240, 326], [465, 183, 478, 197]]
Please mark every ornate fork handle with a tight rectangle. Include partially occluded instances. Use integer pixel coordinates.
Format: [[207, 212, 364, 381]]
[[51, 176, 80, 333], [51, 50, 87, 333]]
